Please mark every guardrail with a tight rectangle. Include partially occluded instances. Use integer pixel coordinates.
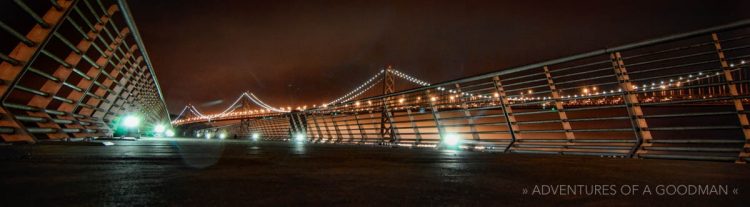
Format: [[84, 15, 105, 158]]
[[204, 20, 750, 163], [0, 0, 170, 143]]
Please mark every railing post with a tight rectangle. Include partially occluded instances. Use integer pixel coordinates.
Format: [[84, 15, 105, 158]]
[[320, 113, 333, 143], [611, 52, 653, 158], [406, 108, 422, 147], [543, 66, 576, 146], [492, 76, 519, 152], [353, 112, 366, 144], [288, 113, 298, 138], [427, 90, 444, 145], [712, 33, 750, 163], [455, 83, 480, 145], [309, 112, 323, 142], [345, 113, 356, 143], [63, 27, 131, 138], [292, 113, 306, 140], [331, 113, 343, 143]]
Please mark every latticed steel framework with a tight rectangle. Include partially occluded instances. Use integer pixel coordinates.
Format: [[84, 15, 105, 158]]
[[199, 20, 750, 163], [0, 0, 169, 143]]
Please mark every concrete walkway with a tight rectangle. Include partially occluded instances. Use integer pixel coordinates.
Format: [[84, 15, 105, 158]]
[[0, 138, 748, 206]]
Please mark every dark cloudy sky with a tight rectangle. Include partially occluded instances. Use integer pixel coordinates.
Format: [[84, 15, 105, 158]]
[[127, 0, 750, 114]]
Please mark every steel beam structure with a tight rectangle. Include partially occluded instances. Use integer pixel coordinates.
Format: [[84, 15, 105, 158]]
[[0, 0, 169, 143]]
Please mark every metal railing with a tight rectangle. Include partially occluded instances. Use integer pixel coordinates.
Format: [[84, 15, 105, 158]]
[[0, 0, 170, 143], [203, 20, 750, 163]]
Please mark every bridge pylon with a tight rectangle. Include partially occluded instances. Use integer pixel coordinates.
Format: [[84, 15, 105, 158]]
[[380, 66, 397, 144]]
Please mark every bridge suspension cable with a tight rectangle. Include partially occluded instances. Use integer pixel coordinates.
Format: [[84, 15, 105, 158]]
[[325, 68, 431, 106], [188, 105, 208, 118], [172, 105, 190, 121], [390, 69, 431, 87], [327, 69, 386, 105], [247, 93, 287, 112]]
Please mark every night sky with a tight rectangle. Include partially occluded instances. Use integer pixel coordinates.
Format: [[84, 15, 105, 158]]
[[127, 0, 750, 114]]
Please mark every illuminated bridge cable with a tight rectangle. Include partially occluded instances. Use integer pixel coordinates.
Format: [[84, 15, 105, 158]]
[[327, 69, 386, 105], [172, 105, 189, 121], [247, 93, 286, 112], [188, 105, 207, 118], [390, 69, 431, 86], [342, 77, 384, 103], [215, 93, 250, 117]]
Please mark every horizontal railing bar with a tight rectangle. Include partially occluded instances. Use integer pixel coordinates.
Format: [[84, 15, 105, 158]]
[[644, 111, 736, 118], [0, 52, 21, 65], [323, 19, 750, 107], [13, 0, 50, 28], [622, 41, 714, 60], [649, 126, 740, 131]]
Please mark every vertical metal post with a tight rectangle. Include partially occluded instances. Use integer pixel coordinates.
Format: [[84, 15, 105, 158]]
[[712, 33, 750, 163], [543, 66, 576, 145], [427, 90, 444, 144], [294, 113, 307, 141], [344, 113, 355, 143], [406, 108, 422, 147], [455, 83, 481, 144], [307, 113, 321, 141], [321, 113, 333, 143], [288, 113, 299, 137], [612, 52, 653, 158], [492, 76, 519, 153], [354, 112, 366, 144], [331, 114, 343, 143]]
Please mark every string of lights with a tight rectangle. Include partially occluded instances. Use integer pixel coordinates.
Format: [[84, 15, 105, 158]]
[[189, 105, 208, 118], [390, 69, 430, 87], [247, 93, 288, 112], [171, 105, 190, 122], [341, 77, 384, 104], [326, 69, 386, 105]]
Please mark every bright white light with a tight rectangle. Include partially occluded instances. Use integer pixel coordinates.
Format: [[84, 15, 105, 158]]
[[205, 133, 212, 139], [122, 115, 140, 128], [165, 129, 175, 137], [154, 124, 166, 133], [252, 133, 260, 141], [219, 133, 227, 139], [443, 133, 461, 147], [294, 133, 305, 142]]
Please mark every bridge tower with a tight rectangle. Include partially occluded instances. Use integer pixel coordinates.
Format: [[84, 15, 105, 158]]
[[380, 66, 397, 144], [240, 96, 254, 112]]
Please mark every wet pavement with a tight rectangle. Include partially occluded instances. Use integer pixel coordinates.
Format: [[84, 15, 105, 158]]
[[0, 137, 748, 206]]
